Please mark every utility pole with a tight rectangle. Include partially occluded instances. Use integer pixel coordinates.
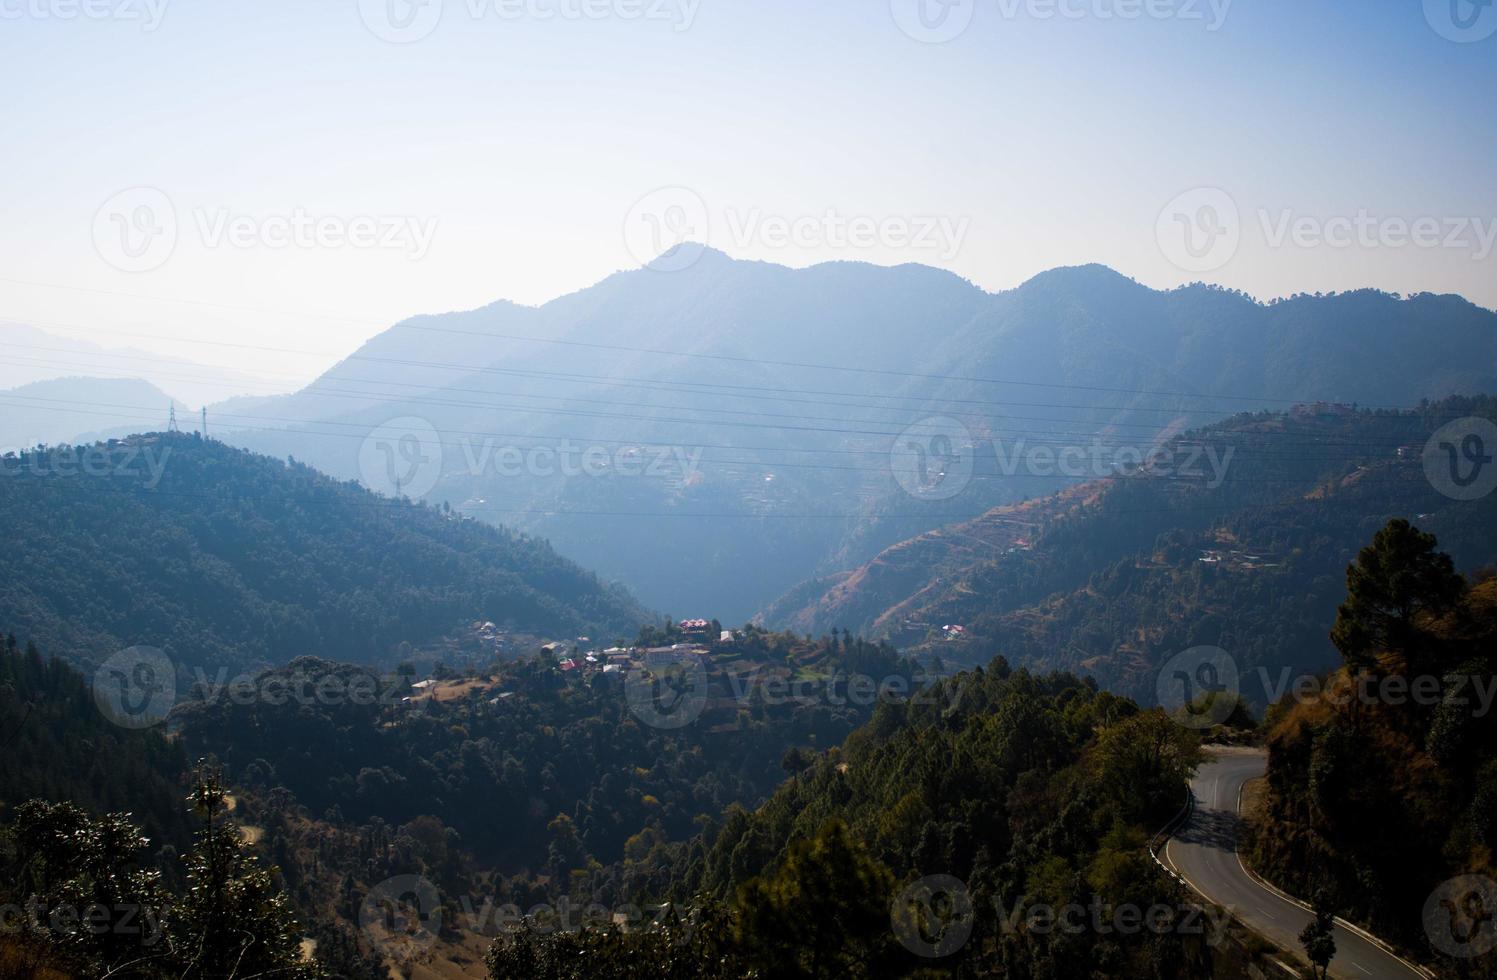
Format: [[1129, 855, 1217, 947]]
[[168, 403, 179, 433], [201, 407, 208, 439]]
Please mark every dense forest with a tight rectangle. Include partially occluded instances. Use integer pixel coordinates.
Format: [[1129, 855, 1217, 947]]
[[0, 621, 1263, 979], [0, 635, 193, 861], [173, 627, 915, 877], [483, 664, 1230, 978], [0, 434, 647, 680], [1249, 521, 1497, 976]]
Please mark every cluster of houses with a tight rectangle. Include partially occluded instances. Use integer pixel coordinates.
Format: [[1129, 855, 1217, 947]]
[[555, 642, 714, 676]]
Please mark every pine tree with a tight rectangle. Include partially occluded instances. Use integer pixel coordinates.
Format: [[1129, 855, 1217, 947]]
[[166, 764, 319, 979]]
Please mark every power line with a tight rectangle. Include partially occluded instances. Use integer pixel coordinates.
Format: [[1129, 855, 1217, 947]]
[[396, 320, 1376, 406], [2, 457, 1431, 521], [0, 391, 1428, 462], [0, 346, 1465, 454], [0, 328, 1264, 420]]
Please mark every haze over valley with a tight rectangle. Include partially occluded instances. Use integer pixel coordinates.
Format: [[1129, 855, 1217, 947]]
[[4, 3, 1497, 979]]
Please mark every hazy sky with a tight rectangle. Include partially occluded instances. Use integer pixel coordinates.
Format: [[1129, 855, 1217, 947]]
[[2, 0, 1495, 389]]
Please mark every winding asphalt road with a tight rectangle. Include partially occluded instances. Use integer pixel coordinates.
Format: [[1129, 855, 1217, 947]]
[[1164, 747, 1426, 980]]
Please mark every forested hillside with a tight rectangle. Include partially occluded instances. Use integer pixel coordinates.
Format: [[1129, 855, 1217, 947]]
[[175, 627, 912, 874], [484, 664, 1248, 978], [1249, 522, 1497, 974], [766, 397, 1497, 709], [0, 636, 191, 853], [0, 433, 646, 681]]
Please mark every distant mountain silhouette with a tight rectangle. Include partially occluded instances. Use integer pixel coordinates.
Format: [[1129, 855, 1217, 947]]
[[0, 375, 178, 449], [151, 253, 1497, 620], [0, 321, 279, 409]]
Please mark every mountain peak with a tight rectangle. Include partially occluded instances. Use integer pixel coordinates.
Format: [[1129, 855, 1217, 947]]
[[643, 241, 735, 272], [1014, 263, 1141, 294]]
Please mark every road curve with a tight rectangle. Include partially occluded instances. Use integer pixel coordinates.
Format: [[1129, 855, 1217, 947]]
[[1164, 747, 1425, 980]]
